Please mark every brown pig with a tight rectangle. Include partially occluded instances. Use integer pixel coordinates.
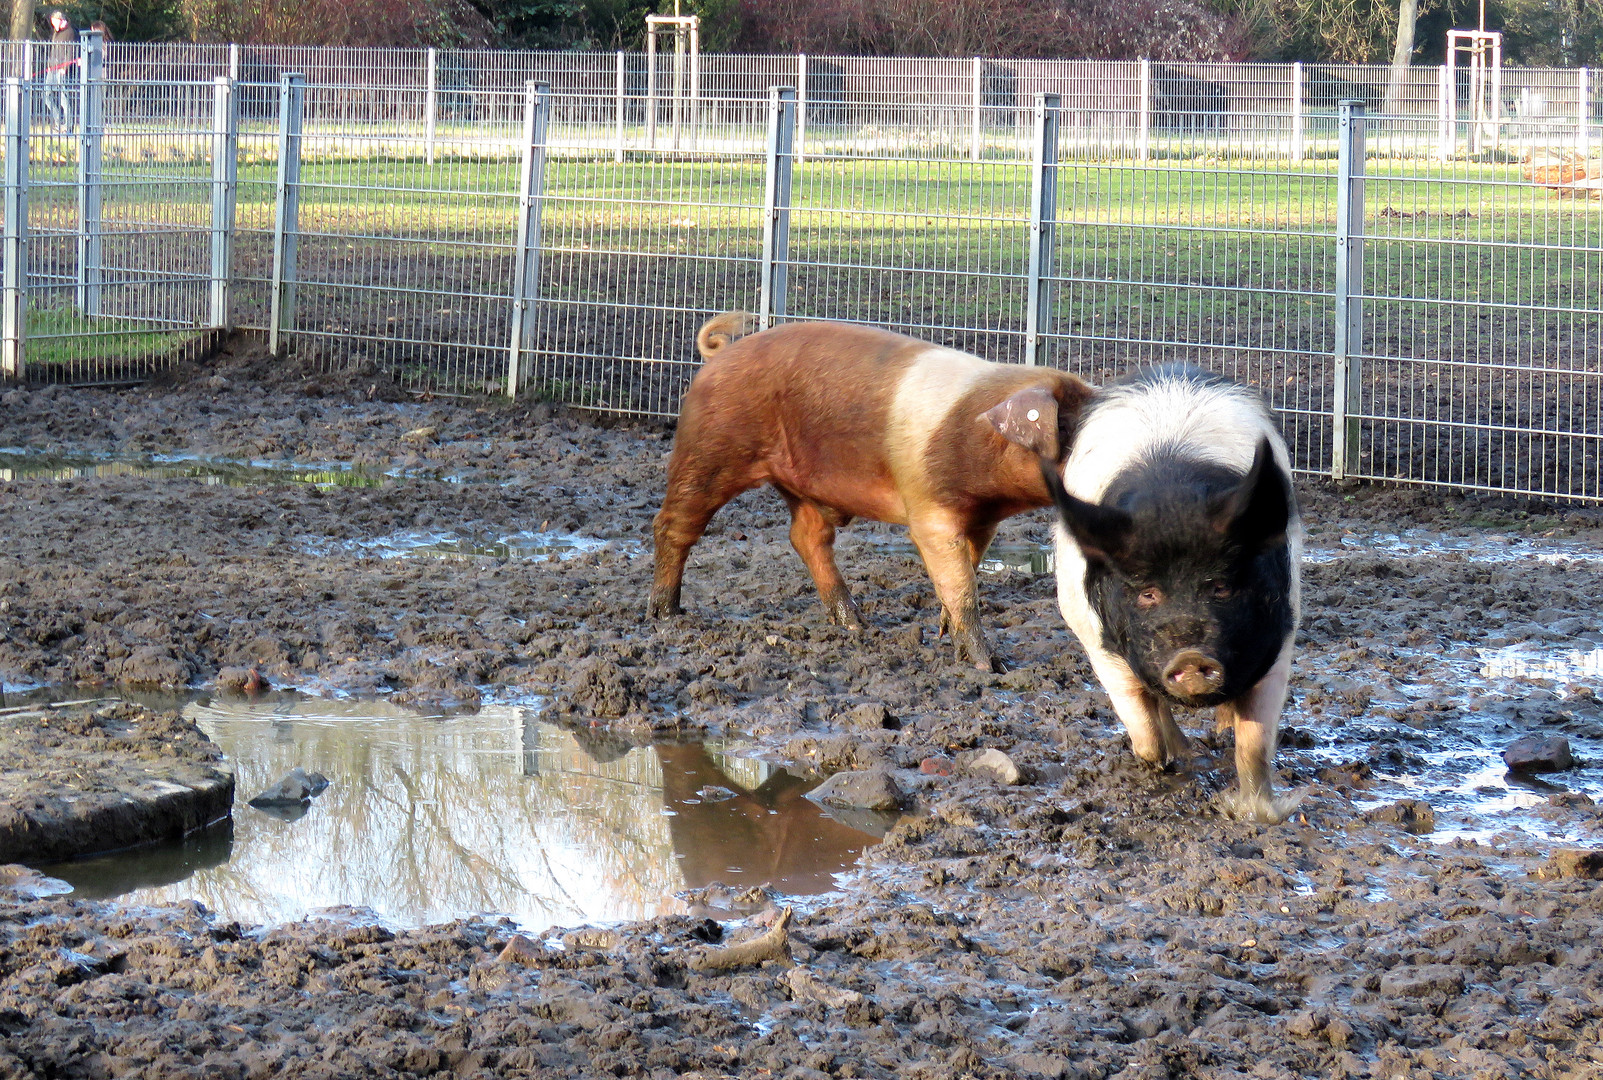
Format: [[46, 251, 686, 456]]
[[647, 312, 1095, 672]]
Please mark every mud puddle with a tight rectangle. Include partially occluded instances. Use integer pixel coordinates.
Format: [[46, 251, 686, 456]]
[[0, 448, 396, 488], [1297, 635, 1603, 847], [34, 693, 897, 929], [350, 529, 640, 562]]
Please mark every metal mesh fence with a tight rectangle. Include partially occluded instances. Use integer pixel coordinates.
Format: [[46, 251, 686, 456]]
[[2, 43, 1601, 501]]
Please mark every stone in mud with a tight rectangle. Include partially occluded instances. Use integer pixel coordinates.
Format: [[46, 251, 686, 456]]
[[956, 747, 1023, 785], [1362, 798, 1436, 835], [215, 666, 269, 694], [919, 755, 954, 777], [497, 934, 547, 966], [804, 768, 905, 812], [1545, 848, 1603, 880], [1503, 735, 1573, 772], [249, 767, 330, 808], [1379, 963, 1465, 998]]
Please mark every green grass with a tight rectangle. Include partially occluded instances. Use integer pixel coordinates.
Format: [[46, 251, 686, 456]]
[[24, 306, 207, 368]]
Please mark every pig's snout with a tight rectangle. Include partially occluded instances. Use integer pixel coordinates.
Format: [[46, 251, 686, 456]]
[[1162, 650, 1224, 700]]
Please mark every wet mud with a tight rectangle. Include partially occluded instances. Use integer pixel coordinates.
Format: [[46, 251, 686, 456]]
[[3, 339, 1603, 1078]]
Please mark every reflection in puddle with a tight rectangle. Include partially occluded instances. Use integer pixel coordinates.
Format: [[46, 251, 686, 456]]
[[0, 449, 391, 489], [352, 529, 636, 562], [1480, 645, 1603, 681], [1307, 530, 1603, 566], [855, 537, 1055, 576], [37, 694, 892, 929]]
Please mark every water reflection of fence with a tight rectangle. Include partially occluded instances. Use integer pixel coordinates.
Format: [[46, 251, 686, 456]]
[[2, 41, 1601, 502]]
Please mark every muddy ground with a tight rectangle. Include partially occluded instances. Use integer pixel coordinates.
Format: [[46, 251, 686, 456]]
[[2, 337, 1603, 1079]]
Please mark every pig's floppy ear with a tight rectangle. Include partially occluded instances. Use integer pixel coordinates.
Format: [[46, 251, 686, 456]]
[[1036, 457, 1132, 565], [983, 386, 1060, 459], [1209, 437, 1291, 550]]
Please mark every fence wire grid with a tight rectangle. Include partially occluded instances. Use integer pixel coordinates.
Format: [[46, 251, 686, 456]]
[[2, 40, 1602, 502]]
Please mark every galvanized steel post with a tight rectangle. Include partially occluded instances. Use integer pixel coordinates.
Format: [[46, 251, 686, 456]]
[[1580, 68, 1590, 159], [269, 73, 305, 357], [75, 30, 103, 315], [758, 85, 796, 331], [1437, 64, 1452, 161], [614, 51, 625, 163], [795, 53, 807, 165], [1137, 58, 1151, 162], [1024, 94, 1060, 367], [1290, 62, 1304, 162], [971, 57, 982, 162], [1331, 100, 1366, 481], [2, 79, 28, 382], [424, 47, 437, 166], [506, 82, 552, 398], [210, 77, 237, 331]]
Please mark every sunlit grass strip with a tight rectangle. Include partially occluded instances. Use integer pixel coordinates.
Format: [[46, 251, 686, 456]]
[[23, 306, 207, 367]]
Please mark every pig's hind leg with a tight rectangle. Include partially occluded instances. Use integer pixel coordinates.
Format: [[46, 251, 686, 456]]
[[649, 452, 758, 618], [782, 493, 865, 630]]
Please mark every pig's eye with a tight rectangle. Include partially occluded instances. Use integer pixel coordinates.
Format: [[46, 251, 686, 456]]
[[1209, 581, 1233, 600], [1135, 586, 1164, 609]]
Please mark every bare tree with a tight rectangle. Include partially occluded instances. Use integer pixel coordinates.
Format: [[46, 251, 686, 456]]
[[1383, 0, 1419, 113], [10, 0, 36, 43]]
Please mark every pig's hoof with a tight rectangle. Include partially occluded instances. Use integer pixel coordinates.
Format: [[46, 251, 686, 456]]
[[1219, 785, 1306, 825]]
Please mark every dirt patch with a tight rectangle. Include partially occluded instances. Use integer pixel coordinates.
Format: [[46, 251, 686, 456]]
[[3, 337, 1603, 1078], [0, 702, 234, 864]]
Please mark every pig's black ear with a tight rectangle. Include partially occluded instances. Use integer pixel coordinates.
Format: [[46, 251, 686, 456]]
[[1211, 437, 1290, 550], [1038, 457, 1132, 564]]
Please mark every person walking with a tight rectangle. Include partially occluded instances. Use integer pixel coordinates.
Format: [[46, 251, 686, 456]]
[[43, 9, 78, 131]]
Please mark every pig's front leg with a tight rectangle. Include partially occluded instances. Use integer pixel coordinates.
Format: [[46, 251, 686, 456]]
[[1214, 644, 1302, 824], [1085, 646, 1190, 766]]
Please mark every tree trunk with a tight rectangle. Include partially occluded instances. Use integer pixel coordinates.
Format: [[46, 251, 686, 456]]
[[1383, 0, 1420, 114], [9, 0, 35, 41]]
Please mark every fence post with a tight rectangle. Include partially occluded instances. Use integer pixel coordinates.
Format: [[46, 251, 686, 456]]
[[646, 30, 657, 149], [424, 47, 437, 166], [269, 72, 305, 358], [796, 53, 807, 165], [1580, 67, 1590, 159], [2, 79, 28, 382], [1331, 100, 1366, 482], [1290, 61, 1304, 161], [614, 50, 625, 163], [971, 57, 982, 162], [1137, 58, 1151, 162], [1024, 93, 1060, 367], [210, 77, 237, 332], [1437, 64, 1452, 160], [506, 82, 551, 398], [758, 85, 796, 330], [75, 30, 103, 316], [228, 43, 239, 82]]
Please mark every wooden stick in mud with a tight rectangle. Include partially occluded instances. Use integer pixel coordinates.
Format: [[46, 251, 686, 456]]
[[690, 906, 792, 972]]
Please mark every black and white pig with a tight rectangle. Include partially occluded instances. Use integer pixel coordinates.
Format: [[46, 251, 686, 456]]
[[1035, 365, 1303, 823]]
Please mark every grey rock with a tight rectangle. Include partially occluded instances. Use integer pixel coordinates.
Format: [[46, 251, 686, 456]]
[[805, 768, 905, 812], [957, 747, 1023, 785], [249, 767, 330, 808], [1503, 735, 1573, 773]]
